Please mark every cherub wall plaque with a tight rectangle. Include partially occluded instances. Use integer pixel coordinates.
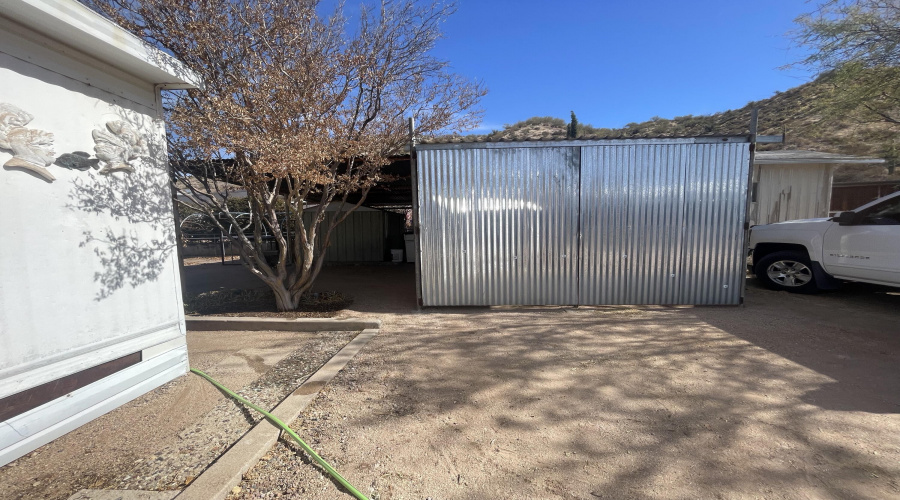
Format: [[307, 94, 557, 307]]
[[92, 120, 148, 174], [0, 103, 56, 182]]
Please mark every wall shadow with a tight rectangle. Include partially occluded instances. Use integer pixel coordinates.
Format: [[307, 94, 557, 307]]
[[181, 261, 420, 313], [693, 278, 900, 414], [67, 108, 176, 300]]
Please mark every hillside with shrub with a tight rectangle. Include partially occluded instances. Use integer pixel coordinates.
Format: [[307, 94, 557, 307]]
[[431, 73, 900, 182]]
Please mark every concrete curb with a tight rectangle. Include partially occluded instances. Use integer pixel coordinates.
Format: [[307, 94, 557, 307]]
[[175, 328, 379, 500], [186, 316, 381, 332]]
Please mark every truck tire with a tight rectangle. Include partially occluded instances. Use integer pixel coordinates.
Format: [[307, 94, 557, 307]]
[[754, 250, 820, 293]]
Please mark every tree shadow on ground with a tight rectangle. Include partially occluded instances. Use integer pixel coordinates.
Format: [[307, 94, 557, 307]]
[[283, 289, 900, 499], [182, 262, 419, 313], [180, 261, 899, 496]]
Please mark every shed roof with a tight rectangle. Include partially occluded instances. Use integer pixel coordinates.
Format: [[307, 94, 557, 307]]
[[1, 0, 201, 88], [754, 150, 885, 165]]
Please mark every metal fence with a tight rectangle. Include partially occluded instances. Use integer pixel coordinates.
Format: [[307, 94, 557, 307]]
[[179, 208, 403, 263], [831, 180, 900, 213], [416, 138, 751, 306]]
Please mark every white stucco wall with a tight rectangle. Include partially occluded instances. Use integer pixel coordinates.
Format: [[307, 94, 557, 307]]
[[0, 7, 189, 465]]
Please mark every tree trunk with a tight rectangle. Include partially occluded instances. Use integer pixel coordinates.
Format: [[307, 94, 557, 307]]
[[269, 276, 317, 311], [271, 282, 299, 312]]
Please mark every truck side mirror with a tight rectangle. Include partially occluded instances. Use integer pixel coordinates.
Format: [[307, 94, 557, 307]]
[[833, 211, 859, 226]]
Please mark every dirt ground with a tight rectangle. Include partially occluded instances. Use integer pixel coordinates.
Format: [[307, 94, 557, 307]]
[[0, 330, 356, 500], [2, 261, 898, 499], [231, 269, 899, 500]]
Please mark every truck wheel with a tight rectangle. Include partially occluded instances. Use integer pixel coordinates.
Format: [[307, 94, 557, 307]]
[[754, 250, 820, 293]]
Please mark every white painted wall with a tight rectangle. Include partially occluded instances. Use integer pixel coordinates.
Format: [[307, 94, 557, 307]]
[[750, 163, 834, 226], [0, 9, 188, 465]]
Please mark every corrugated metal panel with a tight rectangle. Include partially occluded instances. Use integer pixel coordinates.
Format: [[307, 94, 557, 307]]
[[580, 144, 686, 304], [302, 211, 385, 262], [417, 139, 750, 306], [755, 163, 832, 225], [677, 143, 750, 305], [417, 147, 580, 305], [579, 142, 749, 305]]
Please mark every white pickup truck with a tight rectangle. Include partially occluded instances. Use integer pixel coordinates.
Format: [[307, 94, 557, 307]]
[[749, 190, 900, 293]]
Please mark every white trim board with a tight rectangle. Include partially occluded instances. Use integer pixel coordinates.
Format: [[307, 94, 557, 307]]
[[0, 0, 200, 88], [0, 346, 188, 466], [0, 322, 183, 400]]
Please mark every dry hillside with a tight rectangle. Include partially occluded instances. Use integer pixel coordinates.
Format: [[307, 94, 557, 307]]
[[431, 73, 900, 182]]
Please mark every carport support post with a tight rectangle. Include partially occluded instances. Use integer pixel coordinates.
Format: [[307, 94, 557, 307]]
[[409, 117, 424, 309], [741, 108, 759, 306]]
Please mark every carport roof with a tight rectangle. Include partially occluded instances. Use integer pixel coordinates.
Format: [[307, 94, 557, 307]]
[[348, 157, 413, 208], [754, 150, 885, 165]]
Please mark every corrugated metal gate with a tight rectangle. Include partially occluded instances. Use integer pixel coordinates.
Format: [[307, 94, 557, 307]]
[[416, 138, 751, 306]]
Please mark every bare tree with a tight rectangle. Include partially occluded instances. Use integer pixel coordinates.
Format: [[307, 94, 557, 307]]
[[86, 0, 486, 310]]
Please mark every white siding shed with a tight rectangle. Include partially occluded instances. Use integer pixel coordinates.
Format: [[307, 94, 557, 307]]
[[0, 0, 200, 465], [750, 150, 885, 226]]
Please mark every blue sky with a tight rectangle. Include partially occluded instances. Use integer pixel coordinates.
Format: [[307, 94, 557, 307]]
[[430, 1, 818, 132]]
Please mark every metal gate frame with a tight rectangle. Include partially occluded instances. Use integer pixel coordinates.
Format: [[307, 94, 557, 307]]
[[414, 137, 752, 306]]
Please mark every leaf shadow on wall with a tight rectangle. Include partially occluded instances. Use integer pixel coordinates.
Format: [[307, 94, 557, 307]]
[[66, 108, 176, 301]]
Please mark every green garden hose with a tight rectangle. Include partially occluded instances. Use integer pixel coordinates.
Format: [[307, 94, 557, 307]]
[[190, 368, 369, 500]]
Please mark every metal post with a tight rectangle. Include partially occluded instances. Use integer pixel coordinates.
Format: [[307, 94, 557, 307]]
[[408, 117, 424, 309], [574, 146, 582, 307], [220, 230, 227, 265], [740, 108, 759, 306]]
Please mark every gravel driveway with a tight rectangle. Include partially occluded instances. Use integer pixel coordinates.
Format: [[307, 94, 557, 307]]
[[236, 278, 900, 499]]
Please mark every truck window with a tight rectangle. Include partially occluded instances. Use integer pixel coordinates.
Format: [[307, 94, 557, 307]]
[[860, 196, 900, 225]]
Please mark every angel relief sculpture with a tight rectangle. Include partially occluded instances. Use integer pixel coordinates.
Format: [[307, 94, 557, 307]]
[[92, 120, 149, 174], [0, 103, 148, 181], [0, 103, 56, 182]]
